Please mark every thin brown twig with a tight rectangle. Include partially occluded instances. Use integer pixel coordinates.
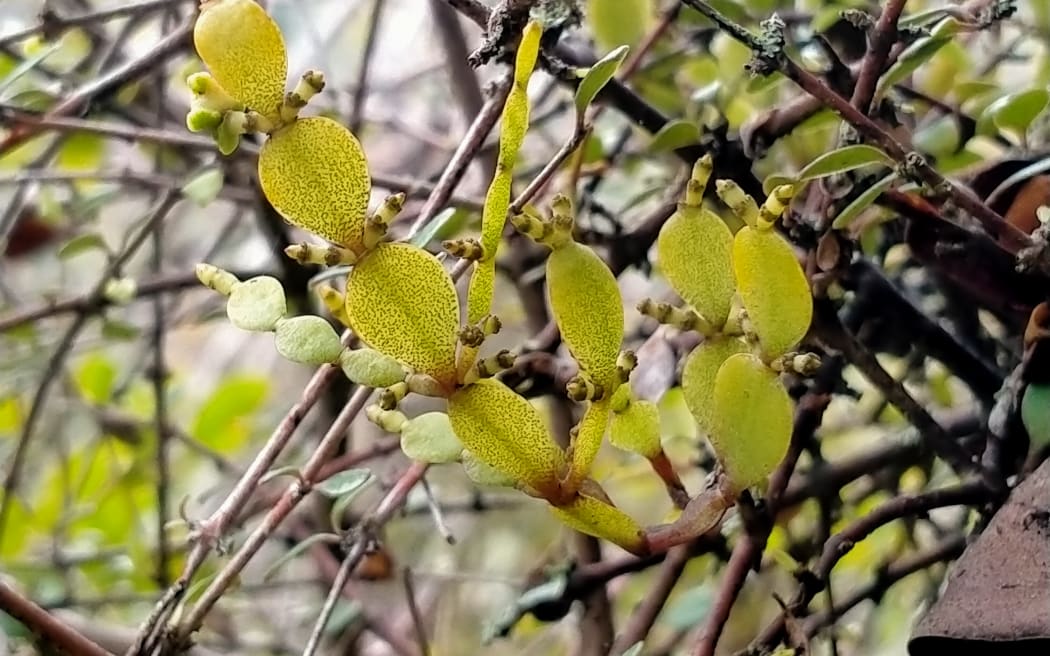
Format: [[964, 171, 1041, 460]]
[[0, 582, 113, 656], [349, 0, 386, 134], [849, 0, 908, 113]]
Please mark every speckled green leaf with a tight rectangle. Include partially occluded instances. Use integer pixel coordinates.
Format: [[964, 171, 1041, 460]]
[[681, 336, 748, 435], [345, 243, 458, 383], [193, 0, 287, 116], [610, 394, 661, 458], [657, 205, 735, 327], [274, 315, 343, 365], [547, 241, 623, 388], [259, 117, 371, 249], [226, 276, 286, 332], [448, 378, 565, 499], [550, 494, 647, 555], [733, 226, 812, 359], [711, 353, 793, 492], [400, 412, 463, 464], [568, 400, 611, 488], [462, 450, 517, 488]]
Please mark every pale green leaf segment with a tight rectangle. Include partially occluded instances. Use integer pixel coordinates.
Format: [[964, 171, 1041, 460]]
[[188, 3, 822, 557]]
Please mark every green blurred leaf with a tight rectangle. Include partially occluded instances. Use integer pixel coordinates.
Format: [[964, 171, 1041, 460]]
[[410, 207, 459, 247], [0, 41, 61, 95], [795, 145, 893, 182], [73, 354, 116, 405], [57, 132, 105, 171], [101, 317, 141, 341], [58, 233, 108, 260], [877, 36, 951, 95], [575, 45, 630, 114], [1022, 384, 1050, 449], [664, 583, 714, 630], [704, 0, 750, 23], [648, 119, 701, 153], [181, 167, 225, 206], [2, 89, 56, 111], [988, 88, 1049, 136], [192, 375, 269, 452], [587, 0, 652, 51], [324, 600, 362, 636], [262, 532, 341, 581], [316, 468, 372, 499], [831, 173, 898, 230]]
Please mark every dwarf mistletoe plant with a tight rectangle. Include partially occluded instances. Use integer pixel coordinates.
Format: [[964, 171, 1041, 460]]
[[187, 0, 816, 556]]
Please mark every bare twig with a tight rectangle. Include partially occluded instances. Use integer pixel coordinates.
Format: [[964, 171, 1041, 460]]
[[0, 582, 112, 656]]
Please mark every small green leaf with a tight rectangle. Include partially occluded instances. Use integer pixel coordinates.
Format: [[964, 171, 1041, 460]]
[[400, 412, 463, 464], [315, 468, 373, 499], [831, 173, 898, 230], [262, 533, 341, 581], [192, 375, 269, 452], [274, 315, 343, 365], [226, 276, 287, 332], [58, 233, 108, 260], [877, 36, 951, 95], [338, 348, 406, 387], [181, 167, 225, 206], [648, 119, 701, 153], [988, 88, 1050, 136], [1021, 384, 1050, 449], [575, 45, 630, 114], [794, 145, 893, 182], [410, 207, 459, 248]]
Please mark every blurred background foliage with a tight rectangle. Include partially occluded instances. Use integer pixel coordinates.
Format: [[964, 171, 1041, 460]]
[[1, 0, 1049, 654]]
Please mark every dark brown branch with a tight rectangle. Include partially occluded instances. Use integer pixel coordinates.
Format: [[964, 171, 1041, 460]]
[[0, 582, 113, 656]]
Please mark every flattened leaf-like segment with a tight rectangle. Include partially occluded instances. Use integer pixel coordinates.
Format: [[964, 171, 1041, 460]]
[[681, 336, 748, 436], [345, 243, 459, 384], [194, 0, 287, 117], [547, 242, 623, 388], [711, 353, 793, 493], [549, 494, 648, 556], [657, 205, 735, 328], [448, 378, 565, 499], [259, 117, 371, 249], [400, 412, 463, 464], [610, 397, 661, 458], [733, 226, 812, 359]]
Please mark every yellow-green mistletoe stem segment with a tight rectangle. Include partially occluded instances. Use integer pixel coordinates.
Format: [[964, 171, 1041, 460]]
[[636, 298, 715, 337], [458, 19, 542, 380], [684, 153, 714, 208], [363, 192, 406, 251], [366, 405, 408, 433], [278, 70, 327, 124], [195, 263, 239, 296], [285, 242, 358, 267]]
